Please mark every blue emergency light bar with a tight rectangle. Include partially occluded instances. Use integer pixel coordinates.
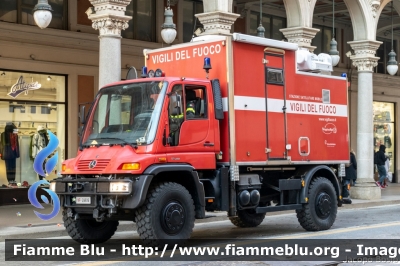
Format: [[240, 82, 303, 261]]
[[141, 66, 148, 78], [203, 57, 212, 71]]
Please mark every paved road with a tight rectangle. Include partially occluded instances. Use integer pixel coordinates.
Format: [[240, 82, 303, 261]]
[[2, 204, 400, 266]]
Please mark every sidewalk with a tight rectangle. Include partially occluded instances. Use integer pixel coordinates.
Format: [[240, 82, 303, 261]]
[[0, 183, 399, 241]]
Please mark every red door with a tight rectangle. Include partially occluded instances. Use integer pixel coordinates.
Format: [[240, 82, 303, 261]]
[[265, 51, 287, 160], [161, 82, 217, 169]]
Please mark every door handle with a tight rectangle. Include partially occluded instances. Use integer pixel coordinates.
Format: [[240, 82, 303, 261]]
[[204, 142, 214, 147]]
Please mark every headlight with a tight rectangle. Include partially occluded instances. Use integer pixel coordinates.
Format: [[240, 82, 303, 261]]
[[50, 182, 56, 192], [110, 182, 130, 192]]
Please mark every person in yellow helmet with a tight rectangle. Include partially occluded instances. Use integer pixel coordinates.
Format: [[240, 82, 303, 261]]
[[186, 101, 196, 119]]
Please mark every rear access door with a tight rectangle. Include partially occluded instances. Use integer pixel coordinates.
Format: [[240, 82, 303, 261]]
[[265, 48, 287, 160]]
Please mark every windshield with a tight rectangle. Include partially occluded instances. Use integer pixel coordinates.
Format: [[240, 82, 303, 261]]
[[81, 80, 167, 146]]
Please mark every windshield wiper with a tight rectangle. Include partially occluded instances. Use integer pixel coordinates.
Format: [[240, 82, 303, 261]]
[[98, 137, 138, 149], [82, 137, 138, 149]]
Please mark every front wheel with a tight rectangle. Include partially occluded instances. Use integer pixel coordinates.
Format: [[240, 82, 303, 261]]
[[62, 209, 119, 244], [135, 182, 195, 247], [296, 177, 337, 231]]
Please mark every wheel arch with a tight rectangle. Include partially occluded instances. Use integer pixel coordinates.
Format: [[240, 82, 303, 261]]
[[123, 164, 205, 219], [296, 165, 341, 204]]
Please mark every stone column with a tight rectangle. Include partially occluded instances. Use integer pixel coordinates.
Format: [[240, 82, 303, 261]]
[[348, 40, 382, 200], [280, 27, 320, 52], [88, 0, 132, 89], [195, 0, 239, 36]]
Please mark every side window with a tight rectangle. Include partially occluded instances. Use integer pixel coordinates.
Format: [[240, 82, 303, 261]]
[[266, 68, 284, 85], [168, 85, 183, 146], [184, 86, 207, 119]]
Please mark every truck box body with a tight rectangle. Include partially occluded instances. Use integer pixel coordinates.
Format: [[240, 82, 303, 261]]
[[145, 34, 349, 165], [54, 33, 349, 245]]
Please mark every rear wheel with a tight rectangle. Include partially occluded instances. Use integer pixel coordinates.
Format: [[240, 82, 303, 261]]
[[296, 177, 337, 231], [62, 209, 119, 244], [135, 182, 195, 247], [229, 209, 266, 228]]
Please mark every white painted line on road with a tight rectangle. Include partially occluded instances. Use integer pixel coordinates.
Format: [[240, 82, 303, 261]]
[[258, 221, 400, 240], [340, 203, 400, 211]]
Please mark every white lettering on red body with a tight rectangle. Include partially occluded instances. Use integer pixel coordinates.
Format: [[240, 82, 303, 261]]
[[151, 44, 222, 64]]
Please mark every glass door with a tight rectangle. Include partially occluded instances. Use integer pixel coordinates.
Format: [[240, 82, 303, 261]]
[[373, 101, 395, 175]]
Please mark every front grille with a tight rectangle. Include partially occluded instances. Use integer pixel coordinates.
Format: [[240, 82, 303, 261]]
[[77, 159, 110, 172]]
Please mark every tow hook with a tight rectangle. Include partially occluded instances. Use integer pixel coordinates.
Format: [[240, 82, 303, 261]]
[[93, 209, 105, 222], [100, 196, 118, 216]]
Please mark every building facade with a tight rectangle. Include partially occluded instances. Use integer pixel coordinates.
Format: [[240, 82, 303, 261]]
[[0, 0, 398, 191]]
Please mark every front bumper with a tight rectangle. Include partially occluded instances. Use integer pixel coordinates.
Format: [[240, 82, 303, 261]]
[[52, 175, 152, 210]]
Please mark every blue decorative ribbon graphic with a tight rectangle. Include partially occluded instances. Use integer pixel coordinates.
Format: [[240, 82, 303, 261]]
[[33, 130, 59, 177], [28, 180, 60, 221], [29, 129, 61, 220]]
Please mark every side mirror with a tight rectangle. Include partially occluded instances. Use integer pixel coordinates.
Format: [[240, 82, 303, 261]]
[[78, 125, 84, 136], [176, 94, 182, 109], [169, 93, 182, 115], [79, 105, 86, 124]]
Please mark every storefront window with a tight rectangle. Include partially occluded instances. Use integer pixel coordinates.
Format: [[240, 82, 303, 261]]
[[122, 0, 156, 42], [312, 25, 334, 55], [376, 38, 398, 75], [182, 0, 204, 42], [373, 101, 395, 174], [0, 0, 17, 23], [0, 71, 66, 186], [249, 12, 286, 41]]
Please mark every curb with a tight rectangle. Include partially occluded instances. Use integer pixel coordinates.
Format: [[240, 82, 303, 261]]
[[338, 199, 400, 209], [1, 200, 399, 241]]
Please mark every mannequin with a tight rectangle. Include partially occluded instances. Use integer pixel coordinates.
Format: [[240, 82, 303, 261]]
[[0, 122, 20, 184], [32, 125, 49, 180]]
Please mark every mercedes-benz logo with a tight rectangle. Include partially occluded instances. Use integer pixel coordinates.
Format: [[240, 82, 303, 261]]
[[88, 160, 97, 169]]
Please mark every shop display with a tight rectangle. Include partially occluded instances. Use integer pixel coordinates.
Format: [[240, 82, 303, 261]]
[[373, 101, 395, 174], [32, 125, 50, 180], [0, 121, 58, 186], [0, 122, 20, 184], [0, 71, 66, 192]]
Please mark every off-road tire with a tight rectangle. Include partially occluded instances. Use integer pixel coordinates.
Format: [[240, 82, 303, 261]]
[[135, 182, 195, 247], [229, 209, 266, 228], [296, 177, 338, 231], [62, 208, 119, 244]]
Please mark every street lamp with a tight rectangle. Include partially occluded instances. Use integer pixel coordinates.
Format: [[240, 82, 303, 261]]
[[33, 0, 53, 29], [256, 0, 265, 38], [329, 0, 340, 67], [387, 1, 398, 76], [161, 0, 177, 44]]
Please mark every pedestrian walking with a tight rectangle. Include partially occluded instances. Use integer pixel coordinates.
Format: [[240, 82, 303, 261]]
[[375, 145, 387, 189], [383, 156, 391, 188], [343, 149, 357, 204]]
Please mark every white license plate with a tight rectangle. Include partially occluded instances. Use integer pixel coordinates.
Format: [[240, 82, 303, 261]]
[[76, 197, 91, 204]]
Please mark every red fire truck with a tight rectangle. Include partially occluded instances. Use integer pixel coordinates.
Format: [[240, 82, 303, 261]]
[[52, 33, 349, 246]]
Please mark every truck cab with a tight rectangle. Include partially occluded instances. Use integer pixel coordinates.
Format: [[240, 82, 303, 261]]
[[55, 77, 223, 245]]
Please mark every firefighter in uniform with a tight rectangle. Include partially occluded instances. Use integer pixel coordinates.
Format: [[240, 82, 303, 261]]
[[169, 102, 196, 146], [186, 102, 196, 119]]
